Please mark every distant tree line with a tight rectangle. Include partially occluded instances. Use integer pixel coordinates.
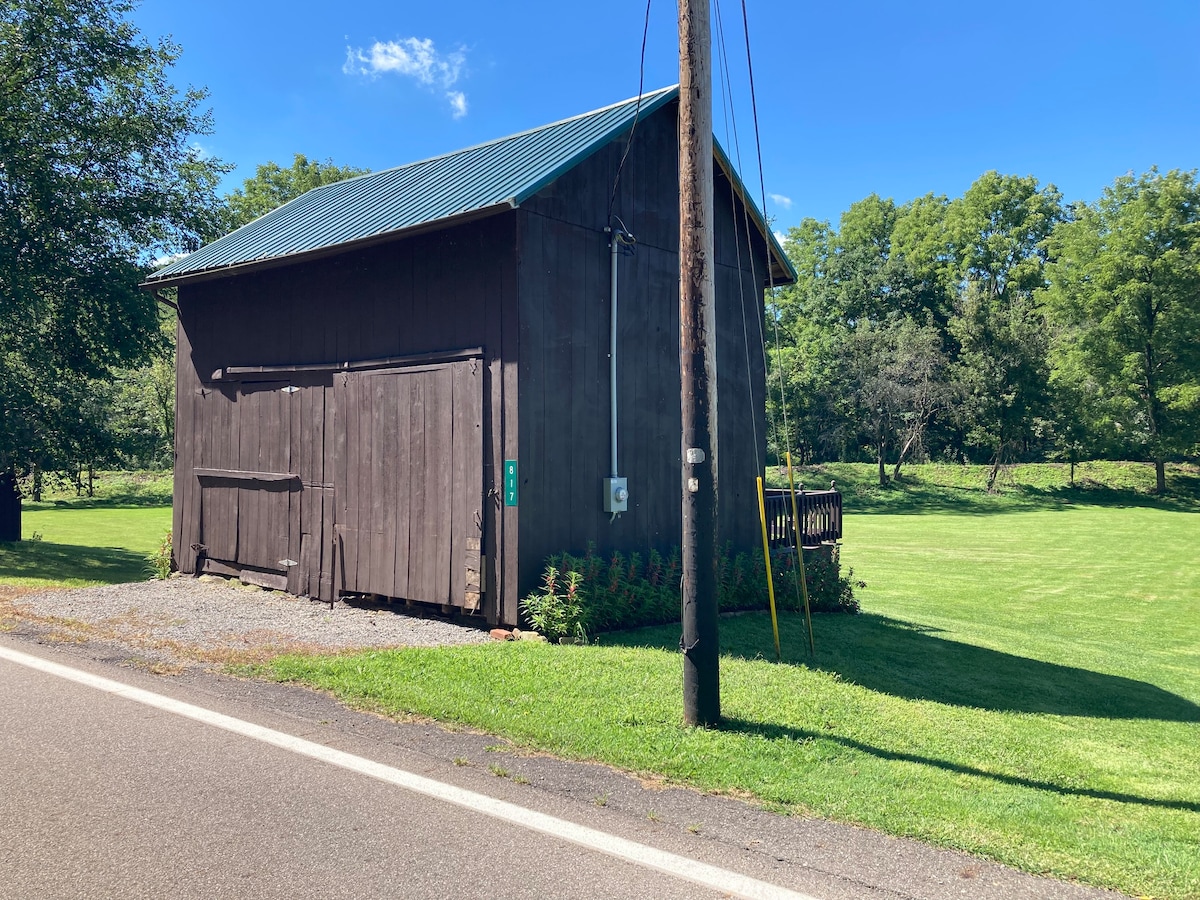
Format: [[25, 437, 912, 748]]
[[768, 169, 1200, 492]]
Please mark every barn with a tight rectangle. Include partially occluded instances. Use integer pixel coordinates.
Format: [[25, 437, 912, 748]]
[[144, 86, 796, 626]]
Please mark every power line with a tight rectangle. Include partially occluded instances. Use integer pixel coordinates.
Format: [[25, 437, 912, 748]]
[[740, 0, 793, 464], [713, 0, 762, 463], [608, 0, 654, 224]]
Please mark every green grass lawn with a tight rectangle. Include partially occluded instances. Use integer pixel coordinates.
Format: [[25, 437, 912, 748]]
[[267, 464, 1200, 899], [3, 465, 1197, 895], [0, 471, 172, 587]]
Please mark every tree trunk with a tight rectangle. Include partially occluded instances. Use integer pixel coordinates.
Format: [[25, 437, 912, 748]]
[[1155, 458, 1166, 494], [877, 440, 887, 487], [32, 464, 42, 502], [0, 470, 20, 542], [892, 427, 922, 483], [88, 465, 95, 497], [986, 453, 1002, 493]]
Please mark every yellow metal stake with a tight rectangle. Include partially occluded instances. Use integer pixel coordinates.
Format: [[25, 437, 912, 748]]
[[786, 452, 816, 656], [756, 476, 782, 661]]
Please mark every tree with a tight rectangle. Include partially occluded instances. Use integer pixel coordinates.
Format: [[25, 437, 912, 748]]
[[769, 219, 851, 463], [224, 154, 370, 230], [772, 197, 960, 471], [1043, 169, 1200, 492], [950, 280, 1052, 489], [0, 0, 227, 539], [943, 173, 1064, 489]]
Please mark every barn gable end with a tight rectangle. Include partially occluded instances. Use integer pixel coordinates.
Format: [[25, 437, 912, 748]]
[[152, 88, 794, 626]]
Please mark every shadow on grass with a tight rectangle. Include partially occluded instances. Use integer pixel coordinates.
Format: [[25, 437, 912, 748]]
[[608, 612, 1200, 723], [840, 482, 1200, 516], [24, 494, 173, 511], [0, 539, 148, 585], [718, 716, 1200, 814]]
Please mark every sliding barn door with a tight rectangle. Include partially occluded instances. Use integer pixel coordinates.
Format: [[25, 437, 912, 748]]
[[334, 357, 483, 609], [194, 381, 299, 589]]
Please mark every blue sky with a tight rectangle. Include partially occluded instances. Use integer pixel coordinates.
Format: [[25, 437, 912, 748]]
[[133, 0, 1199, 233]]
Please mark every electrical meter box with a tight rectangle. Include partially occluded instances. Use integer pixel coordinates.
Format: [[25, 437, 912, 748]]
[[603, 477, 629, 513]]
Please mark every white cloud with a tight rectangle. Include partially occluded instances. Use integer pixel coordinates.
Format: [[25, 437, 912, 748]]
[[153, 251, 188, 269], [768, 193, 793, 210], [773, 230, 790, 245], [344, 36, 468, 117]]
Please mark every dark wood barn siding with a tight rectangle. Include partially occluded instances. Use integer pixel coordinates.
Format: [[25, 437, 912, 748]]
[[173, 214, 518, 621], [334, 360, 483, 608], [516, 102, 768, 598]]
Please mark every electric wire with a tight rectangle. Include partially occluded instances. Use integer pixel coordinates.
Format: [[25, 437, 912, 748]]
[[737, 0, 813, 653], [608, 0, 653, 225], [715, 0, 791, 476], [717, 0, 808, 646], [740, 0, 794, 466], [712, 0, 760, 461]]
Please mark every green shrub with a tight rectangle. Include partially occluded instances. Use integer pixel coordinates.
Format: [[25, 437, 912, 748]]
[[146, 529, 173, 580], [519, 566, 587, 643], [530, 542, 860, 636]]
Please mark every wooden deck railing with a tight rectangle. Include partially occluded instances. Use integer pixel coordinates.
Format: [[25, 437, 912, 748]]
[[763, 486, 842, 549]]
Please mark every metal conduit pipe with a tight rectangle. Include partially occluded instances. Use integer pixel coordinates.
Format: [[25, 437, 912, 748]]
[[604, 224, 635, 517]]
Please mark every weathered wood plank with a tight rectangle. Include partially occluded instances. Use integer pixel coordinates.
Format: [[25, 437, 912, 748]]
[[379, 374, 400, 599], [194, 468, 298, 483], [407, 372, 429, 601], [391, 373, 413, 600], [431, 365, 454, 603], [217, 348, 488, 380], [338, 372, 360, 591], [357, 368, 376, 591], [172, 317, 193, 571], [515, 212, 543, 614], [449, 361, 468, 605], [568, 223, 594, 554], [369, 373, 393, 597]]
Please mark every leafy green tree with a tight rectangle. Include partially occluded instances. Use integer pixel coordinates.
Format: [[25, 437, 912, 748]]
[[0, 0, 226, 538], [891, 192, 957, 329], [1042, 169, 1200, 492], [950, 281, 1052, 489], [943, 173, 1064, 488], [771, 198, 958, 474], [769, 219, 855, 464], [1045, 340, 1118, 484], [224, 154, 370, 230]]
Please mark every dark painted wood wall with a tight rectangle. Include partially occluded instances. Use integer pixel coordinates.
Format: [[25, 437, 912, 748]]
[[174, 215, 519, 621], [515, 100, 770, 604], [174, 99, 774, 626]]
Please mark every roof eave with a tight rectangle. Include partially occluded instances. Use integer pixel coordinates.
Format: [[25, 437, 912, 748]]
[[711, 140, 797, 287], [141, 201, 517, 291]]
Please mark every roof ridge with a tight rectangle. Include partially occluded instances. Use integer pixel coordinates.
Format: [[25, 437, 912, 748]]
[[305, 84, 680, 195], [145, 83, 793, 287]]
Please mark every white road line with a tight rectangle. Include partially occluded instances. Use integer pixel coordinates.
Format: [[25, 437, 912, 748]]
[[2, 644, 820, 900]]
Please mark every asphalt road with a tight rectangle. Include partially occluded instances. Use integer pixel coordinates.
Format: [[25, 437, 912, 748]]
[[0, 634, 1128, 900]]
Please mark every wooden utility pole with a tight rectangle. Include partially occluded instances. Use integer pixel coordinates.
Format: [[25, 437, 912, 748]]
[[678, 0, 720, 727]]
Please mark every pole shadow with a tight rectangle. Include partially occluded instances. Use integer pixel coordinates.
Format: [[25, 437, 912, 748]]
[[718, 715, 1200, 813], [607, 612, 1200, 722]]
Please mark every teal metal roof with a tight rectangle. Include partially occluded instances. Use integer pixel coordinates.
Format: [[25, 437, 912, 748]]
[[147, 86, 795, 286]]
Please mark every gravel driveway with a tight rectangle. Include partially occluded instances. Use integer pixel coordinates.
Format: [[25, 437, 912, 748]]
[[1, 576, 490, 669]]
